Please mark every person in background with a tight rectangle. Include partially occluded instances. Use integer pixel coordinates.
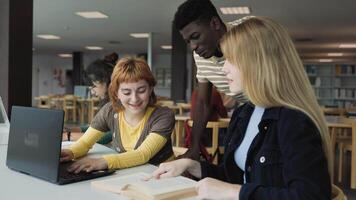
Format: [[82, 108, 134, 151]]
[[173, 0, 244, 159], [150, 16, 334, 200], [187, 86, 227, 147], [64, 56, 116, 144], [61, 57, 175, 173]]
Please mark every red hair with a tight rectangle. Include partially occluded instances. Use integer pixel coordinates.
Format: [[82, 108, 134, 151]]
[[108, 57, 157, 111]]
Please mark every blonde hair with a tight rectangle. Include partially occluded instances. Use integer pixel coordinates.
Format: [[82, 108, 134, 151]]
[[221, 16, 332, 177]]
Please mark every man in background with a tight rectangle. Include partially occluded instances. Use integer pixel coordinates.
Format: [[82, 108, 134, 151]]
[[173, 0, 245, 159]]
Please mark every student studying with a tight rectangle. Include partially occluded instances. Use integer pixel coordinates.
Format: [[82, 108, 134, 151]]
[[150, 16, 346, 199], [61, 57, 175, 173]]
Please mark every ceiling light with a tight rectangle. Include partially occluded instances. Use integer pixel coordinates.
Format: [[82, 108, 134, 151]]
[[58, 54, 72, 58], [220, 7, 250, 15], [85, 46, 103, 50], [319, 59, 333, 62], [37, 34, 61, 40], [327, 53, 343, 56], [75, 11, 108, 19], [161, 45, 172, 50], [339, 43, 356, 48], [130, 33, 149, 38]]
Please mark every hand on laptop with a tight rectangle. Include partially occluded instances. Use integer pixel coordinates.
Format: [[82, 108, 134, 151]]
[[60, 149, 74, 162], [67, 157, 108, 174]]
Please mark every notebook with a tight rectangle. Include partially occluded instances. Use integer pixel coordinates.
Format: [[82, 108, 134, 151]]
[[6, 106, 114, 185], [0, 96, 10, 144]]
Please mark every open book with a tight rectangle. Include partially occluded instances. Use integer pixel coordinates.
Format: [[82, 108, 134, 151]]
[[91, 172, 197, 200]]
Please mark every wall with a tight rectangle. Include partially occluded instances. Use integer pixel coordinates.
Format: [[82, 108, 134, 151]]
[[32, 52, 177, 105], [32, 54, 72, 105]]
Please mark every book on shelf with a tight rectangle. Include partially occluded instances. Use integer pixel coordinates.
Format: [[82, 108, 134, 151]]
[[335, 65, 342, 75], [91, 172, 197, 200], [334, 78, 341, 87], [314, 77, 321, 87]]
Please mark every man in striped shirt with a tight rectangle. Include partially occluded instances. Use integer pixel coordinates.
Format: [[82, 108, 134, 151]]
[[173, 0, 245, 159]]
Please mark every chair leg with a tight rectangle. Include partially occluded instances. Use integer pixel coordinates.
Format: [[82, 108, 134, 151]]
[[338, 143, 344, 183]]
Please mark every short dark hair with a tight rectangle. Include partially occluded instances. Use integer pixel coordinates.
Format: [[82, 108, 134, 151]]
[[84, 59, 114, 86], [173, 0, 222, 30]]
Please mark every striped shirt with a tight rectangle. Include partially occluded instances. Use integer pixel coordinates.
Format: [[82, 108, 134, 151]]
[[194, 51, 245, 101]]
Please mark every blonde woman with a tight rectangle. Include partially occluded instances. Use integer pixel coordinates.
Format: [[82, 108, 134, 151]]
[[150, 17, 334, 199]]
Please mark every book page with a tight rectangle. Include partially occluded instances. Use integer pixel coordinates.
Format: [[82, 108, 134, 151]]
[[91, 172, 149, 193], [131, 176, 197, 197]]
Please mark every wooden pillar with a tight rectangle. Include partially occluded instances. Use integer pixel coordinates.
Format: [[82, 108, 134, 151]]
[[0, 0, 33, 115], [72, 52, 84, 86], [171, 24, 187, 102]]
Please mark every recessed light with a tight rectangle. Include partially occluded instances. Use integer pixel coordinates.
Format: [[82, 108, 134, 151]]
[[85, 46, 103, 50], [161, 45, 172, 50], [130, 33, 149, 38], [339, 43, 356, 48], [319, 59, 333, 62], [220, 7, 250, 15], [37, 34, 61, 40], [75, 11, 108, 19], [327, 53, 343, 56], [58, 54, 72, 58]]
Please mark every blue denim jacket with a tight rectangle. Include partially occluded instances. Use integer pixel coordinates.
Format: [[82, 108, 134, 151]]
[[200, 102, 331, 200]]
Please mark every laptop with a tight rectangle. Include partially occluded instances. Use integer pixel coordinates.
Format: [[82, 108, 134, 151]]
[[0, 96, 10, 144], [6, 106, 114, 185]]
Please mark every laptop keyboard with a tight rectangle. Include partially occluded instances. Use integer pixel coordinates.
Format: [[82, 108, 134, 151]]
[[59, 162, 90, 179], [58, 162, 114, 184]]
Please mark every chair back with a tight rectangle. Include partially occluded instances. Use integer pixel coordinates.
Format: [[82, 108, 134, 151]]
[[332, 184, 347, 200], [187, 120, 229, 164], [62, 95, 77, 122]]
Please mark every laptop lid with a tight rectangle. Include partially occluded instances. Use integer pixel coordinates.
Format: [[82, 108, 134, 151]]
[[6, 106, 64, 184], [0, 97, 10, 144]]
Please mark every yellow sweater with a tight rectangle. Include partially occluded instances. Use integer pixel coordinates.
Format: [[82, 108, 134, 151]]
[[69, 108, 171, 169]]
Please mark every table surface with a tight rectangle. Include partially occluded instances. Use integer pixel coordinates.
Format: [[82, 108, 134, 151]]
[[0, 143, 158, 200]]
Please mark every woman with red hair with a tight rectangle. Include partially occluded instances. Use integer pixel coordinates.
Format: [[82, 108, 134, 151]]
[[60, 57, 175, 173]]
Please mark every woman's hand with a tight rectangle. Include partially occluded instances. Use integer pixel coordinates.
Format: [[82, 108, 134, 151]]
[[196, 177, 241, 200], [60, 149, 74, 162], [149, 158, 201, 179], [67, 157, 108, 174]]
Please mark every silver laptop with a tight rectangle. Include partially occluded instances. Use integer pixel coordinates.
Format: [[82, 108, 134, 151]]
[[0, 96, 10, 144], [6, 106, 114, 185]]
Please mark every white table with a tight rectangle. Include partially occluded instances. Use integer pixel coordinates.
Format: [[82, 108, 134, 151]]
[[0, 143, 157, 200]]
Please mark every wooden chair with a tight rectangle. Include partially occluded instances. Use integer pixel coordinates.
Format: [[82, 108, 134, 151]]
[[187, 120, 229, 164], [177, 103, 191, 115], [328, 122, 351, 183], [35, 95, 51, 109], [172, 147, 188, 157], [88, 98, 100, 122], [331, 184, 347, 200], [337, 117, 356, 189], [156, 100, 174, 106], [62, 95, 77, 122]]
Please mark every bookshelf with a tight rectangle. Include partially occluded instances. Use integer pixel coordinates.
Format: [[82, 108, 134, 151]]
[[305, 64, 356, 108]]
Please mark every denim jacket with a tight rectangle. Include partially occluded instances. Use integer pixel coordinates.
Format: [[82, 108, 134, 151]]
[[200, 102, 331, 200]]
